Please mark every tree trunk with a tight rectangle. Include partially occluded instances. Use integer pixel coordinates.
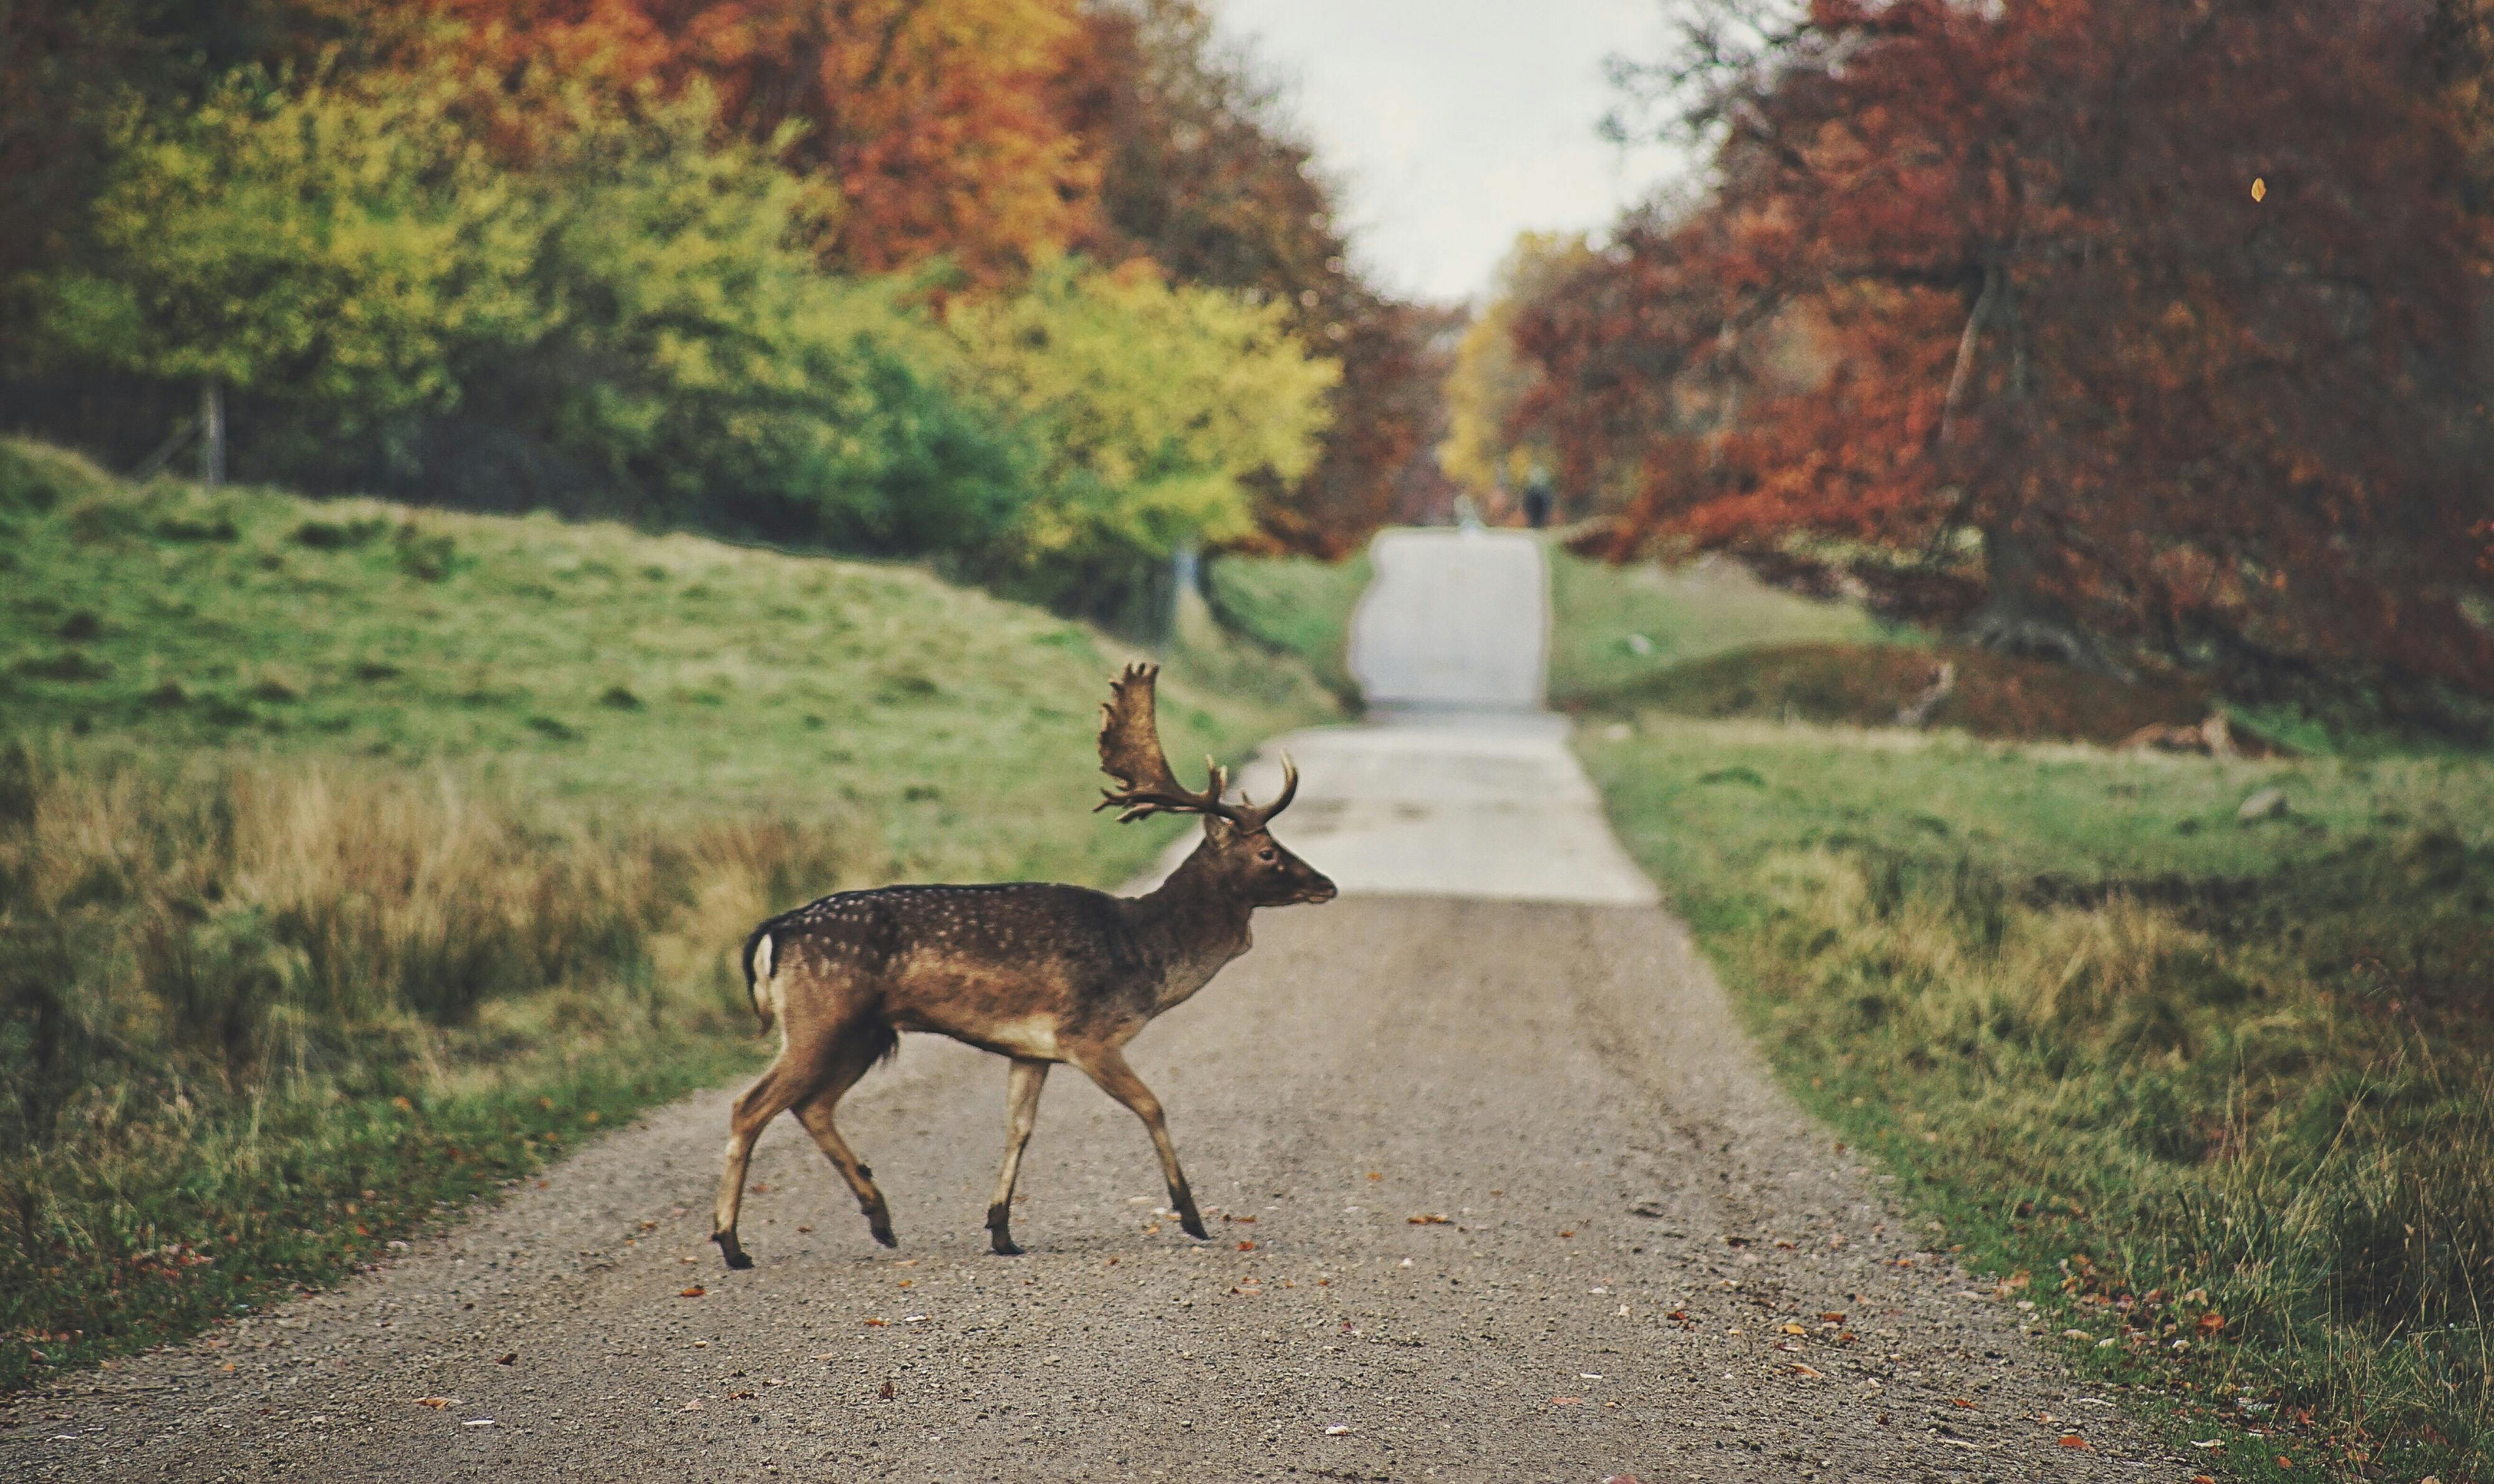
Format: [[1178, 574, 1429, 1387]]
[[1958, 521, 2128, 678], [197, 380, 224, 489]]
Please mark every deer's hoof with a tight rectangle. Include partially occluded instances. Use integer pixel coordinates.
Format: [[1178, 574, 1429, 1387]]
[[989, 1232, 1023, 1256], [1179, 1213, 1208, 1241], [712, 1231, 754, 1270], [871, 1224, 898, 1249]]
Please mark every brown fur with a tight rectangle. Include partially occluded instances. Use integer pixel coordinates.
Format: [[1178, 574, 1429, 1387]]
[[710, 665, 1334, 1266]]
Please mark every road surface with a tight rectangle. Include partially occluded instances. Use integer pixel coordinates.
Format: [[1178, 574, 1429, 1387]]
[[4, 529, 2167, 1482]]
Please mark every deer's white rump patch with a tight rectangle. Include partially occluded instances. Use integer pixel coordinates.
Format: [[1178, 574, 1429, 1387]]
[[748, 932, 780, 1030]]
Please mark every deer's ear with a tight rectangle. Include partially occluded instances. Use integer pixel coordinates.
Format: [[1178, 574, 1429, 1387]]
[[1203, 813, 1238, 844]]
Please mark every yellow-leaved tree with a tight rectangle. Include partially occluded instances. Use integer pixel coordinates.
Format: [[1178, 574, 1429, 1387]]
[[1438, 231, 1590, 505], [937, 254, 1338, 607]]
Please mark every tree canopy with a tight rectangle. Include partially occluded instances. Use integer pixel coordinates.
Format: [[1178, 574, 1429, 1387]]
[[1511, 0, 2494, 709]]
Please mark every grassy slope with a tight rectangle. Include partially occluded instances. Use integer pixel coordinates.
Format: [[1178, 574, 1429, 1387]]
[[0, 439, 1339, 1389], [1552, 575, 2493, 1481], [1, 438, 1333, 883], [1203, 547, 1371, 706], [1544, 549, 1904, 708]]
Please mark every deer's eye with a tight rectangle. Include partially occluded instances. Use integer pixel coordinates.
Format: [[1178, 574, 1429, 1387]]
[[1257, 847, 1278, 864]]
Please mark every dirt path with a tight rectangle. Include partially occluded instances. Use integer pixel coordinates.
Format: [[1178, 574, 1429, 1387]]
[[3, 531, 2174, 1482]]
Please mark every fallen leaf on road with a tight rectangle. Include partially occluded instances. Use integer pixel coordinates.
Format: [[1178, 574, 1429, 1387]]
[[2058, 1435, 2089, 1450], [682, 1400, 704, 1412], [679, 1286, 706, 1298], [726, 1390, 756, 1401], [1324, 1424, 1351, 1435], [415, 1397, 452, 1409], [1788, 1364, 1825, 1379], [1366, 1172, 1382, 1181], [1551, 1396, 1583, 1405], [1818, 1312, 1846, 1323], [495, 1352, 516, 1366], [862, 1318, 888, 1327], [1408, 1214, 1450, 1225], [1237, 1240, 1256, 1251], [1781, 1323, 1808, 1335], [1952, 1399, 1976, 1408], [877, 1380, 895, 1400]]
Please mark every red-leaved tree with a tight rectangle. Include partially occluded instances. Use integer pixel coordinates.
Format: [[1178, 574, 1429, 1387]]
[[1519, 0, 2494, 704]]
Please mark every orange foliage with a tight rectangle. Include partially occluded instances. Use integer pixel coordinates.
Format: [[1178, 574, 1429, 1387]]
[[437, 0, 1100, 279]]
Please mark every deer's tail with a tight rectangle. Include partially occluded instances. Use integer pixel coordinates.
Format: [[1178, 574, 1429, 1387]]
[[741, 925, 780, 1033]]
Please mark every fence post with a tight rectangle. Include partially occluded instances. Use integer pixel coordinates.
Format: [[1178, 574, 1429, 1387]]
[[1163, 542, 1200, 651], [197, 380, 225, 488]]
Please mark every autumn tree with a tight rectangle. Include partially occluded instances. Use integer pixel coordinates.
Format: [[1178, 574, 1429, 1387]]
[[931, 253, 1338, 607], [1521, 0, 2494, 705], [1438, 232, 1591, 511], [437, 0, 1101, 280]]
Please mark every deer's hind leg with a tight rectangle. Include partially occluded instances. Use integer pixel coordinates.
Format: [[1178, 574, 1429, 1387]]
[[791, 1028, 901, 1248], [711, 1059, 812, 1270]]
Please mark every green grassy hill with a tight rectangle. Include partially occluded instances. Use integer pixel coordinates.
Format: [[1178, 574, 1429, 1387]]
[[0, 439, 1340, 1390], [1, 438, 1334, 884]]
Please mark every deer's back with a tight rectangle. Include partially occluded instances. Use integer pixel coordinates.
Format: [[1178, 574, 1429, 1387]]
[[758, 883, 1148, 1056]]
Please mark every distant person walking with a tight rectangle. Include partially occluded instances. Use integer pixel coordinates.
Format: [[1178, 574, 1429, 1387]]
[[1521, 467, 1553, 529]]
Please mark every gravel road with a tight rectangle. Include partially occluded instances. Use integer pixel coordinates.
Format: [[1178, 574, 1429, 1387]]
[[2, 529, 2174, 1482]]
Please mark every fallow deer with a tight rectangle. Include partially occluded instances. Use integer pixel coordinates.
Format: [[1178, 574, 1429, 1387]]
[[711, 663, 1335, 1266]]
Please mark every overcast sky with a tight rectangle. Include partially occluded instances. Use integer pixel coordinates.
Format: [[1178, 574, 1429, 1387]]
[[1208, 0, 1689, 306]]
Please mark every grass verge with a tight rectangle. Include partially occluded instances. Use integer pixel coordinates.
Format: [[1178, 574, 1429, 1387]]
[[1579, 712, 2493, 1482], [1203, 547, 1371, 706], [1545, 548, 1904, 707]]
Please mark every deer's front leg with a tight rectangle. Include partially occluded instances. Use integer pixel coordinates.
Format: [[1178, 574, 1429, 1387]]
[[1072, 1048, 1207, 1241], [986, 1058, 1051, 1256]]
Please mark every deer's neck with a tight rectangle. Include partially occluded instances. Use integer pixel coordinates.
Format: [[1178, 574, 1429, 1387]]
[[1127, 843, 1253, 1014]]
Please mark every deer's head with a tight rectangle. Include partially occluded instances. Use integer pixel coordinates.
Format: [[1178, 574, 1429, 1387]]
[[1096, 663, 1336, 908]]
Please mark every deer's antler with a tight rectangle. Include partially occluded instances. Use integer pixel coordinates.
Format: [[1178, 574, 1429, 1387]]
[[1096, 663, 1238, 823], [1231, 752, 1299, 830]]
